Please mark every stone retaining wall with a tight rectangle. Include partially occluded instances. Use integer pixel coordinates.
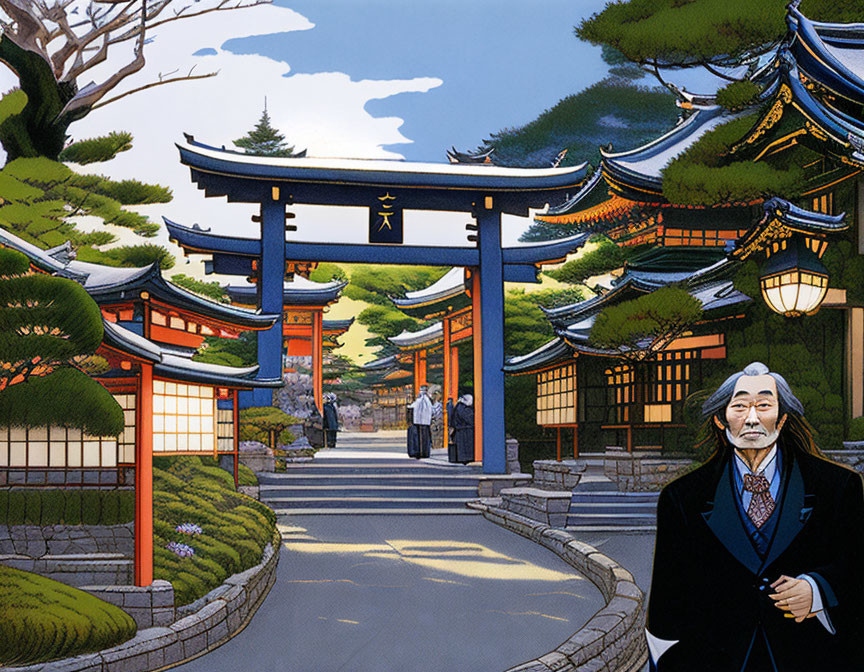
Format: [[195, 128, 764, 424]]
[[477, 474, 532, 497], [533, 460, 587, 491], [0, 523, 135, 587], [0, 523, 134, 557], [604, 450, 694, 492], [83, 581, 176, 629], [499, 488, 571, 528], [829, 448, 864, 473], [469, 499, 647, 672], [6, 530, 281, 672]]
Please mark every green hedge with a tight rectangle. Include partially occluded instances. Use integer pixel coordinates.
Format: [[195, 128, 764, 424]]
[[153, 456, 276, 606], [0, 489, 134, 526], [0, 565, 136, 665]]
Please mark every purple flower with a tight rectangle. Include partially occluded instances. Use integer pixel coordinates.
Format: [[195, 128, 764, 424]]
[[167, 541, 195, 558], [175, 522, 203, 536]]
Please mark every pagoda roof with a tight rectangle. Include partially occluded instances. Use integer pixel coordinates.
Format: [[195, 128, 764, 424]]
[[389, 322, 444, 351], [503, 337, 573, 374], [393, 268, 467, 309], [361, 354, 400, 371], [0, 227, 278, 329], [225, 276, 347, 306], [732, 197, 848, 261], [788, 7, 864, 106], [323, 318, 355, 333], [558, 279, 749, 348], [177, 136, 590, 216], [601, 106, 736, 197], [102, 321, 282, 388]]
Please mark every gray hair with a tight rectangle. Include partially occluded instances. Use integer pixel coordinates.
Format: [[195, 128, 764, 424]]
[[701, 361, 805, 423]]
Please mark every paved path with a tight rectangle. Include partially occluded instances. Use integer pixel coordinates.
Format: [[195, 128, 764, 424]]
[[174, 515, 605, 672], [174, 433, 607, 672]]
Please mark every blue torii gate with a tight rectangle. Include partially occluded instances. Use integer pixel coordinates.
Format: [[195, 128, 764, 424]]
[[170, 136, 589, 473]]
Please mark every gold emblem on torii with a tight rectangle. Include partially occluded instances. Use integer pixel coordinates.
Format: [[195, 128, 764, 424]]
[[377, 193, 396, 231]]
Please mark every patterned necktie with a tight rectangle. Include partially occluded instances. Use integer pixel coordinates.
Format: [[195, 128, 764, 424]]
[[742, 473, 775, 528]]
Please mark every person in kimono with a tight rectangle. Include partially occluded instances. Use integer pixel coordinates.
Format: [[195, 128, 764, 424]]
[[447, 391, 474, 464], [646, 362, 864, 671], [322, 393, 339, 448], [407, 385, 433, 459]]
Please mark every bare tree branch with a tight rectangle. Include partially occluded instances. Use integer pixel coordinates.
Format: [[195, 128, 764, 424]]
[[91, 67, 217, 110]]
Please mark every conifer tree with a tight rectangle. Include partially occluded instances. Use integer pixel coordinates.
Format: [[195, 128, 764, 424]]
[[233, 105, 301, 158]]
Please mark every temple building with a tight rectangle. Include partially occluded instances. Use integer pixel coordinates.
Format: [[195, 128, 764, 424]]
[[508, 6, 864, 456], [0, 228, 281, 586], [223, 275, 348, 411]]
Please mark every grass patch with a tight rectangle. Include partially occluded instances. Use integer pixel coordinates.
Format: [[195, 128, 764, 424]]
[[0, 565, 136, 665], [153, 456, 276, 606]]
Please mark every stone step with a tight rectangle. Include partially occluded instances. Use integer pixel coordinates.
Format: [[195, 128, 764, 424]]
[[262, 485, 478, 498], [274, 507, 480, 516], [568, 502, 658, 514], [566, 512, 657, 527], [259, 476, 482, 489], [571, 492, 659, 503], [263, 497, 474, 509]]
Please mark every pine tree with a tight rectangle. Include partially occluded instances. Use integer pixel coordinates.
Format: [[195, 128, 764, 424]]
[[233, 106, 300, 158]]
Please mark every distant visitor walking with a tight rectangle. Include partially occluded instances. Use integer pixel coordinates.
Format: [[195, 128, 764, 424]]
[[447, 391, 474, 464], [322, 393, 339, 448], [407, 385, 433, 459]]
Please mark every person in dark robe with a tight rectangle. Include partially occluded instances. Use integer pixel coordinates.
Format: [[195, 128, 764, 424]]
[[407, 385, 433, 459], [646, 361, 864, 671], [322, 393, 339, 448], [448, 392, 474, 464]]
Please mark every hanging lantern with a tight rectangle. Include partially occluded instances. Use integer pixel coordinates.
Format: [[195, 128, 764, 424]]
[[759, 236, 829, 317]]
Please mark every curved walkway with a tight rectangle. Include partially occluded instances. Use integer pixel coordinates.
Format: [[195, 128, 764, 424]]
[[173, 433, 605, 672]]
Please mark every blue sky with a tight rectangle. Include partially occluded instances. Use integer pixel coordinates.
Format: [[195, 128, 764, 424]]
[[222, 0, 612, 161]]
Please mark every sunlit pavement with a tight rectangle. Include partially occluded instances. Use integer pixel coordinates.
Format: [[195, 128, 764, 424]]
[[172, 515, 606, 672]]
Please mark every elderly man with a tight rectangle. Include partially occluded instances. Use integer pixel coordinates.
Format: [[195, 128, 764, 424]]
[[647, 362, 864, 671]]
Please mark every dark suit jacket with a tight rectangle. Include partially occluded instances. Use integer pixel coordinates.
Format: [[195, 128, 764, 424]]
[[647, 440, 864, 671]]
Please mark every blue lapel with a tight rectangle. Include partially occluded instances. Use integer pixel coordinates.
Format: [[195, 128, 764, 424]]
[[702, 455, 763, 575], [759, 454, 806, 573]]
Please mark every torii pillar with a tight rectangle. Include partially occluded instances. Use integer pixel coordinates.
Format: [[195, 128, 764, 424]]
[[473, 201, 506, 471], [413, 350, 428, 396], [249, 192, 287, 408]]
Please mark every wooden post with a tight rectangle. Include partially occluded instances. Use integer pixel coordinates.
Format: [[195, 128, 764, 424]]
[[233, 389, 240, 489], [443, 317, 452, 442], [135, 363, 154, 587], [451, 345, 460, 400], [556, 427, 561, 462], [312, 309, 323, 412], [573, 425, 579, 460], [471, 270, 484, 464]]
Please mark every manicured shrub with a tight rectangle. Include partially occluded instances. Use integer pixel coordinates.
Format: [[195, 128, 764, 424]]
[[81, 490, 101, 525], [101, 491, 120, 526], [23, 491, 41, 525], [7, 491, 25, 525], [94, 179, 171, 205], [0, 490, 7, 523], [847, 417, 864, 442], [237, 464, 258, 487], [40, 490, 65, 524], [118, 490, 135, 522], [0, 565, 136, 665], [63, 491, 81, 525]]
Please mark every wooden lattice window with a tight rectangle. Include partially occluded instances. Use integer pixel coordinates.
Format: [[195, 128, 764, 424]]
[[115, 393, 136, 464], [217, 409, 234, 452], [536, 364, 576, 426], [605, 365, 633, 423], [0, 426, 118, 468], [152, 380, 216, 454]]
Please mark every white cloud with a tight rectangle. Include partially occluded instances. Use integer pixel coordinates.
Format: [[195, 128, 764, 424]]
[[0, 2, 446, 271]]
